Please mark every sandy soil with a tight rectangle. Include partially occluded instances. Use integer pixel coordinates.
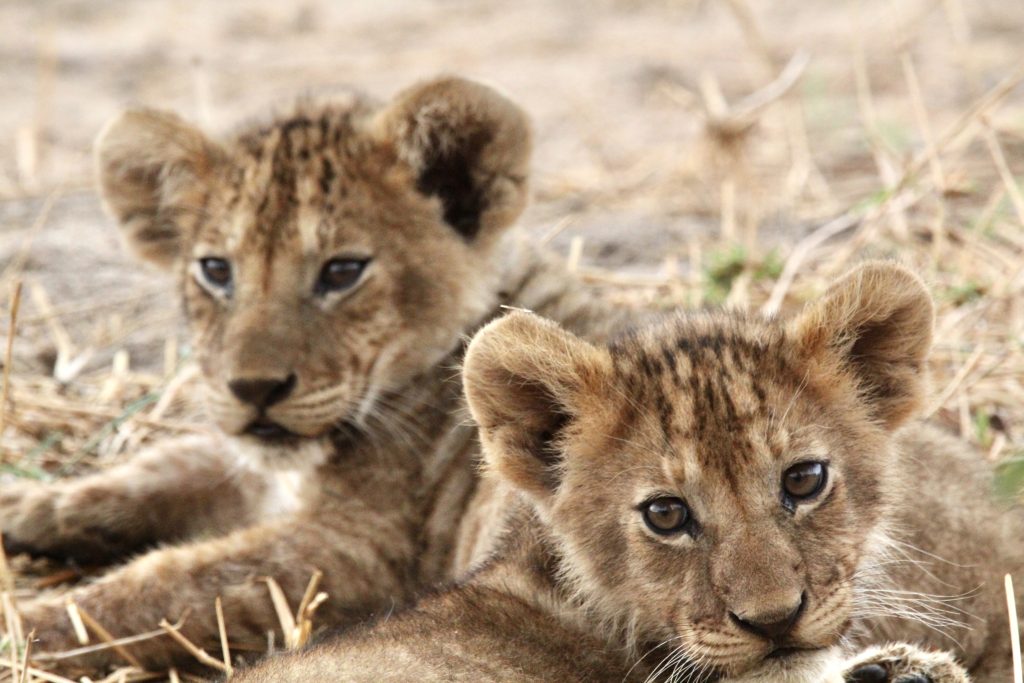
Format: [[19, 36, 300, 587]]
[[2, 0, 1023, 378]]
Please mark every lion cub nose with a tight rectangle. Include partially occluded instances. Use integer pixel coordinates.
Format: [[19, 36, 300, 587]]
[[729, 593, 805, 641], [228, 374, 296, 408]]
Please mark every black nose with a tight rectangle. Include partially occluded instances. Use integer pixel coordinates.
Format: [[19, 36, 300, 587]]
[[730, 593, 806, 641], [228, 374, 296, 408]]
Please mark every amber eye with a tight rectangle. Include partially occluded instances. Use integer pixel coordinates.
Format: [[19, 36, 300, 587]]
[[198, 258, 232, 290], [641, 497, 691, 535], [782, 461, 828, 503], [316, 258, 369, 295]]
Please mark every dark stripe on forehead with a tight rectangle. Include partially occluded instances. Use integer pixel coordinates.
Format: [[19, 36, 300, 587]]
[[320, 157, 336, 195], [700, 332, 725, 358], [661, 345, 680, 385], [719, 457, 742, 494], [656, 382, 674, 443], [717, 376, 740, 425], [702, 376, 717, 414], [750, 375, 768, 408], [688, 372, 706, 434], [638, 352, 659, 379]]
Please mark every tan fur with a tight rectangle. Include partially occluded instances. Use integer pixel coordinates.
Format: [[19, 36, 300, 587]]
[[232, 263, 989, 682], [0, 77, 629, 674]]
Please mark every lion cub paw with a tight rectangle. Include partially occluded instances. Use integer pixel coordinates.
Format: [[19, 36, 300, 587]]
[[0, 482, 61, 556], [843, 643, 970, 683], [0, 481, 132, 564]]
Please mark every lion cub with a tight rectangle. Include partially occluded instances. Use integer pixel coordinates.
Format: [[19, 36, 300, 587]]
[[0, 77, 628, 673], [236, 262, 1006, 682]]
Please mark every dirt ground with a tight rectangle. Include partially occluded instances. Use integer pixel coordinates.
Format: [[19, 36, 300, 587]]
[[1, 0, 1024, 678], [2, 0, 1022, 374]]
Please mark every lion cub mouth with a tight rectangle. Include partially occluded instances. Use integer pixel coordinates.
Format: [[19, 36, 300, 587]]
[[245, 418, 300, 443], [765, 645, 827, 661]]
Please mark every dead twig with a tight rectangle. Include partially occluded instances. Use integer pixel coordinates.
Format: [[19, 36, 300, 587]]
[[215, 597, 232, 678], [159, 618, 227, 674], [0, 281, 23, 456], [72, 603, 146, 670], [1007, 575, 1022, 683]]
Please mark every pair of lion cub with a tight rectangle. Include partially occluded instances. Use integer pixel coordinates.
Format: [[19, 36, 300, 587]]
[[1, 76, 1020, 681]]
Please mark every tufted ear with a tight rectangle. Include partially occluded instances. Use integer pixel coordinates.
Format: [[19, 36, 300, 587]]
[[788, 262, 935, 429], [463, 312, 611, 502], [95, 109, 224, 270], [374, 76, 532, 244]]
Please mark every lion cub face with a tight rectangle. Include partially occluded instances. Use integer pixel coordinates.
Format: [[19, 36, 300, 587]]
[[95, 78, 530, 465], [465, 263, 934, 679]]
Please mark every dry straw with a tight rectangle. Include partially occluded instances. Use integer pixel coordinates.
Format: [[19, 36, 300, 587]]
[[1010, 575, 1023, 683]]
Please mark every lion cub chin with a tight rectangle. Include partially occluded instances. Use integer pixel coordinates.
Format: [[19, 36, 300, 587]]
[[235, 262, 996, 682]]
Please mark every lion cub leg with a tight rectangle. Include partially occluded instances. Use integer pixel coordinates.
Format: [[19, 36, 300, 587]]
[[9, 514, 412, 673], [1, 434, 272, 565], [840, 643, 971, 683]]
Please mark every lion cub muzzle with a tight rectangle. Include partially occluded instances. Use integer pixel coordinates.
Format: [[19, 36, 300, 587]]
[[229, 375, 300, 441], [227, 375, 297, 409], [729, 592, 806, 643]]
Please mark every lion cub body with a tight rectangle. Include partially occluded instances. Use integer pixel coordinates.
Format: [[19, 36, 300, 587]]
[[235, 517, 636, 683], [238, 263, 1007, 682]]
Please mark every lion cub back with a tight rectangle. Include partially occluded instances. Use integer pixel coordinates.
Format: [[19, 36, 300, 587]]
[[234, 573, 630, 682]]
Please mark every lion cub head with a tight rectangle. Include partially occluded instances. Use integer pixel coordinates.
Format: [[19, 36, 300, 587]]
[[95, 77, 530, 465], [464, 263, 934, 680]]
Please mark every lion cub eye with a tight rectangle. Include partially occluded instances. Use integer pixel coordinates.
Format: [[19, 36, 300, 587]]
[[782, 461, 828, 504], [641, 497, 691, 535], [316, 258, 369, 295], [198, 258, 232, 290]]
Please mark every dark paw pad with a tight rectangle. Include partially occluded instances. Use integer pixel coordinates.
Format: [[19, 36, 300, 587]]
[[2, 533, 36, 557], [2, 534, 70, 563], [2, 531, 124, 566], [847, 664, 889, 682]]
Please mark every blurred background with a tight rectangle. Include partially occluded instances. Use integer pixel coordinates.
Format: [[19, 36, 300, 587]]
[[1, 0, 1023, 493]]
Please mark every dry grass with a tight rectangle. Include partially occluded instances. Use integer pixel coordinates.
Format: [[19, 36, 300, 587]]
[[1, 0, 1023, 679]]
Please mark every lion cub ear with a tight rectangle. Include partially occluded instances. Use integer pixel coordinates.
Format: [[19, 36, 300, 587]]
[[463, 312, 611, 502], [95, 109, 224, 270], [788, 262, 935, 429], [374, 76, 531, 244]]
